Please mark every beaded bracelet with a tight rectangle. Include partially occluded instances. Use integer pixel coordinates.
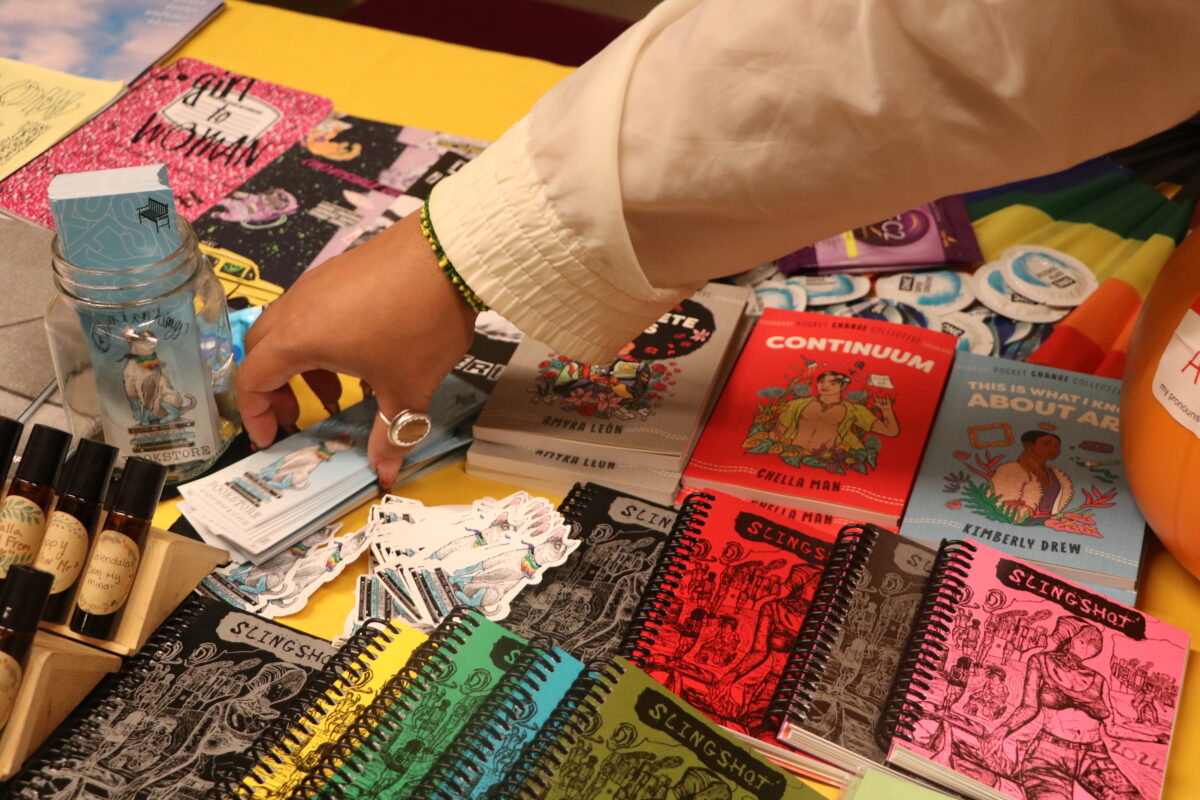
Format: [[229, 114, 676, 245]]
[[420, 199, 489, 313]]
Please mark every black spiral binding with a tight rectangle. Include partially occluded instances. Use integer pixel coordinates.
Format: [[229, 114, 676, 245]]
[[489, 658, 624, 799], [290, 607, 483, 800], [411, 637, 562, 799], [765, 523, 882, 730], [208, 617, 402, 798], [6, 593, 210, 799], [617, 492, 713, 664], [876, 539, 977, 750], [556, 482, 597, 526]]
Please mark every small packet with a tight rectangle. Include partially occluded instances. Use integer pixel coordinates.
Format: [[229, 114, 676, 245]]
[[788, 274, 871, 306], [927, 310, 994, 355], [753, 280, 807, 311], [1001, 245, 1097, 307], [971, 261, 1071, 324], [833, 297, 930, 328], [874, 270, 975, 314], [778, 196, 982, 275]]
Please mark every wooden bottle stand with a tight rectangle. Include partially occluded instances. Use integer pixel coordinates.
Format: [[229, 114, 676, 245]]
[[0, 527, 227, 779]]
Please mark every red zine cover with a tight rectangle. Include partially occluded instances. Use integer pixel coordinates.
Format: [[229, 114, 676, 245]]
[[627, 489, 847, 771], [685, 309, 956, 526], [0, 58, 333, 226]]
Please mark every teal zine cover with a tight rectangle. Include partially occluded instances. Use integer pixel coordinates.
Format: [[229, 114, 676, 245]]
[[415, 643, 583, 799], [49, 164, 181, 270], [898, 353, 1145, 596]]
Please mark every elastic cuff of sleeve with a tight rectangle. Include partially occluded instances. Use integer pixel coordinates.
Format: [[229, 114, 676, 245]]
[[429, 117, 694, 364]]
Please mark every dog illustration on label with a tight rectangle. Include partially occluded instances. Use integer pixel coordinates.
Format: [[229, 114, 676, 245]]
[[255, 433, 355, 491], [121, 325, 196, 425]]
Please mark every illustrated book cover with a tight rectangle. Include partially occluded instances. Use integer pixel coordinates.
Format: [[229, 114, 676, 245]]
[[8, 593, 336, 799], [898, 352, 1147, 595], [498, 482, 678, 663], [472, 281, 752, 471], [191, 112, 488, 290], [495, 657, 825, 800], [295, 609, 526, 800], [775, 525, 936, 780], [0, 58, 332, 227], [412, 642, 584, 799], [623, 489, 849, 782], [685, 308, 957, 527], [880, 540, 1189, 800], [218, 618, 427, 798]]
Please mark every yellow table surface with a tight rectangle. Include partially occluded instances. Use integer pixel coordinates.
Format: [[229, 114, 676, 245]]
[[164, 5, 1200, 797]]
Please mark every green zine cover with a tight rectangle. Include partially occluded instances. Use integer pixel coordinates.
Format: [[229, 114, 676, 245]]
[[898, 353, 1145, 594]]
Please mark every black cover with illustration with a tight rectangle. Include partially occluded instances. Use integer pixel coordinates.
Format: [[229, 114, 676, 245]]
[[497, 482, 678, 663], [8, 593, 336, 799]]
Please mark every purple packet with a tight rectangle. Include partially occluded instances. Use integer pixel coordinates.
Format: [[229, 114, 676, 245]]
[[778, 195, 982, 275]]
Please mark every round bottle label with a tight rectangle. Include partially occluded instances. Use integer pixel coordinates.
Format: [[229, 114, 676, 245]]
[[0, 496, 47, 578], [0, 650, 21, 728], [33, 511, 90, 594], [77, 530, 141, 616]]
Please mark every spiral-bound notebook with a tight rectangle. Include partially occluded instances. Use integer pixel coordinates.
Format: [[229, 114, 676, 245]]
[[878, 540, 1189, 800], [7, 594, 336, 799], [294, 609, 526, 799], [494, 657, 825, 799], [412, 641, 583, 799], [218, 618, 427, 798], [775, 525, 937, 781], [623, 489, 847, 782], [499, 482, 678, 663]]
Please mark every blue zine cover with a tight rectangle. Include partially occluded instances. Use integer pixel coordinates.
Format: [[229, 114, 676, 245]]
[[899, 352, 1145, 595]]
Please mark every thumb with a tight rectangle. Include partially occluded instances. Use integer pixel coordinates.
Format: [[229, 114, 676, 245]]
[[369, 396, 434, 488]]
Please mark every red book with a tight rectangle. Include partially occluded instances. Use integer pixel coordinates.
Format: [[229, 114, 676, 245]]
[[685, 309, 956, 527], [624, 489, 851, 783]]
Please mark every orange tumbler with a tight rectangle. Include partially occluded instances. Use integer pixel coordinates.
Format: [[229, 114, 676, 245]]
[[1123, 230, 1200, 580]]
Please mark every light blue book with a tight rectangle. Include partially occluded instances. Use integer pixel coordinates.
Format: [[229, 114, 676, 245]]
[[899, 352, 1145, 597], [413, 643, 584, 799], [48, 164, 181, 272]]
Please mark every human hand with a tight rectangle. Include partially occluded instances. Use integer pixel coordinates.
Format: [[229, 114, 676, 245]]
[[236, 212, 478, 486]]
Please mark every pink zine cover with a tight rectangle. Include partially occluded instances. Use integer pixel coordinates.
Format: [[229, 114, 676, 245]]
[[0, 58, 332, 226], [887, 540, 1188, 800]]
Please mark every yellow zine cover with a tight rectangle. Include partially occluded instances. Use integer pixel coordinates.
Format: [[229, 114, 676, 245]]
[[0, 58, 123, 181], [237, 620, 426, 797]]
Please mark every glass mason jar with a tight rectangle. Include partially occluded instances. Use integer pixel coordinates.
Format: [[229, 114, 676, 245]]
[[45, 219, 240, 484]]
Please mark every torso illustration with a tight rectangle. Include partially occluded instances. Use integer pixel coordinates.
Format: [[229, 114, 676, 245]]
[[743, 364, 899, 476], [941, 426, 1119, 537], [638, 536, 823, 741], [898, 587, 1181, 800]]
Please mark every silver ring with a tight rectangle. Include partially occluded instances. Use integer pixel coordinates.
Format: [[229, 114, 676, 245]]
[[379, 408, 433, 447]]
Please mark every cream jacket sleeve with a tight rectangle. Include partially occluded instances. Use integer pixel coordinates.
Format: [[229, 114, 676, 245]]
[[430, 0, 1200, 364]]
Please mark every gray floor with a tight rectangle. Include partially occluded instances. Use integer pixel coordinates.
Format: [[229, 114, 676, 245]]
[[0, 212, 69, 452]]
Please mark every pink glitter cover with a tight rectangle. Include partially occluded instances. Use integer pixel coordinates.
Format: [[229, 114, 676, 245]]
[[0, 58, 332, 226]]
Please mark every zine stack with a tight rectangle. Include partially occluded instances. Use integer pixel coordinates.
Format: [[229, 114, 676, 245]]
[[467, 282, 752, 504]]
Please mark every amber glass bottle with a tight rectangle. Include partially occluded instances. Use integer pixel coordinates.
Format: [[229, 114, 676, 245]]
[[70, 457, 167, 640], [0, 565, 52, 729], [0, 425, 70, 595], [34, 439, 117, 622]]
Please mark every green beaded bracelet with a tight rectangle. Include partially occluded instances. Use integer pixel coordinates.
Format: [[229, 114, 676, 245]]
[[420, 200, 489, 313]]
